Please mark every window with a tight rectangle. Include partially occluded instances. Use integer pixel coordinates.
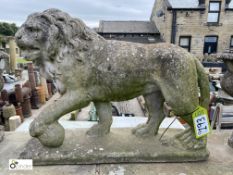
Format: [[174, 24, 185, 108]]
[[179, 36, 191, 52], [203, 36, 218, 54], [230, 36, 233, 48], [207, 1, 221, 23]]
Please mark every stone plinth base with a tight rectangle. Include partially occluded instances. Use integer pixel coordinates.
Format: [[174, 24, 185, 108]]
[[19, 128, 209, 165]]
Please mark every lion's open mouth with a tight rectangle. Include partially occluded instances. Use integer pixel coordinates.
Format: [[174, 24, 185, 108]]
[[20, 47, 40, 61]]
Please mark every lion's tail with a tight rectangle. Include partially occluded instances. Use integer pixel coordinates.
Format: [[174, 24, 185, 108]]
[[195, 58, 210, 109]]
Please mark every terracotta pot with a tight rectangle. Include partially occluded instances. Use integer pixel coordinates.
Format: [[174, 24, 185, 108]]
[[36, 86, 46, 104], [31, 89, 40, 109], [15, 105, 24, 122], [27, 63, 36, 89], [47, 82, 52, 97], [21, 95, 32, 118], [15, 84, 24, 103], [1, 90, 8, 102]]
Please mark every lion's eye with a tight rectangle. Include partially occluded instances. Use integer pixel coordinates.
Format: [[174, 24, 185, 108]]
[[27, 27, 34, 32], [27, 27, 39, 33]]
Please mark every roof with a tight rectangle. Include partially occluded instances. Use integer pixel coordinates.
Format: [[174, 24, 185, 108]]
[[98, 21, 159, 34], [166, 0, 205, 10]]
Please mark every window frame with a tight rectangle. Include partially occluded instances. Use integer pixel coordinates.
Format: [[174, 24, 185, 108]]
[[179, 36, 192, 52], [207, 1, 221, 24]]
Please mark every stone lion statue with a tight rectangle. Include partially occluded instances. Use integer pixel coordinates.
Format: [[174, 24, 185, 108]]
[[16, 9, 209, 149]]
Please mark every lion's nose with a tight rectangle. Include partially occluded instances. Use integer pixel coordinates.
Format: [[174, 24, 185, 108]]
[[15, 32, 22, 40], [15, 30, 24, 47]]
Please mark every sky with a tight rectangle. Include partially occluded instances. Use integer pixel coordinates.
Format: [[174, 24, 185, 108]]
[[0, 0, 155, 28]]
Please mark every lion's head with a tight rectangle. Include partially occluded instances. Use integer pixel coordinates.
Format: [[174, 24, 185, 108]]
[[15, 8, 103, 81]]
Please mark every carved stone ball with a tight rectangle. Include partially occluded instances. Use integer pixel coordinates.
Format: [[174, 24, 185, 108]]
[[38, 122, 65, 147]]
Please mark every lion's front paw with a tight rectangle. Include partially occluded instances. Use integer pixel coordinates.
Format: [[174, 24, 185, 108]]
[[174, 128, 207, 150], [29, 119, 48, 137], [30, 120, 65, 147], [132, 124, 157, 137], [86, 124, 110, 137]]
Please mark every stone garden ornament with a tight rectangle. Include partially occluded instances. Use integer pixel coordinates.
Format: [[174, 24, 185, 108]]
[[218, 53, 233, 148], [16, 9, 210, 162]]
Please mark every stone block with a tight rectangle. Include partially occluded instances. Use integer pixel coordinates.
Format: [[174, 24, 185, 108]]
[[9, 115, 21, 131]]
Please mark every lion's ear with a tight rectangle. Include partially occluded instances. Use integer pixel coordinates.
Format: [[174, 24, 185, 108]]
[[81, 28, 92, 41], [71, 19, 92, 41]]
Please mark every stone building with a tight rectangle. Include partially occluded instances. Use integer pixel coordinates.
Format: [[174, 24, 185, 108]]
[[98, 21, 161, 43], [151, 0, 233, 57]]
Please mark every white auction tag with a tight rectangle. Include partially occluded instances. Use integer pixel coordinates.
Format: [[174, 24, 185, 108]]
[[192, 106, 211, 139]]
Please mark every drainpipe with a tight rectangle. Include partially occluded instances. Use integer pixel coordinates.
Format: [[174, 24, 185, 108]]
[[171, 10, 177, 44]]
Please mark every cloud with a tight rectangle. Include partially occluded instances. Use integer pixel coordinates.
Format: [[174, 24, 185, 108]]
[[0, 0, 155, 27]]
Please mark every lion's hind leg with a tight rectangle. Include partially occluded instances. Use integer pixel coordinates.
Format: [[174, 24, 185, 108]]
[[86, 101, 112, 137], [132, 91, 165, 137], [163, 88, 207, 150]]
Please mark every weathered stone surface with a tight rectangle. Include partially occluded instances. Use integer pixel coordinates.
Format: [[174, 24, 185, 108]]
[[219, 54, 233, 97], [38, 121, 65, 147], [221, 71, 233, 97], [19, 129, 209, 165], [15, 8, 209, 150], [219, 53, 233, 148]]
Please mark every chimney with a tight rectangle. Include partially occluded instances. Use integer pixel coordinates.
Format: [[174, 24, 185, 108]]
[[226, 0, 232, 4], [199, 0, 205, 5]]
